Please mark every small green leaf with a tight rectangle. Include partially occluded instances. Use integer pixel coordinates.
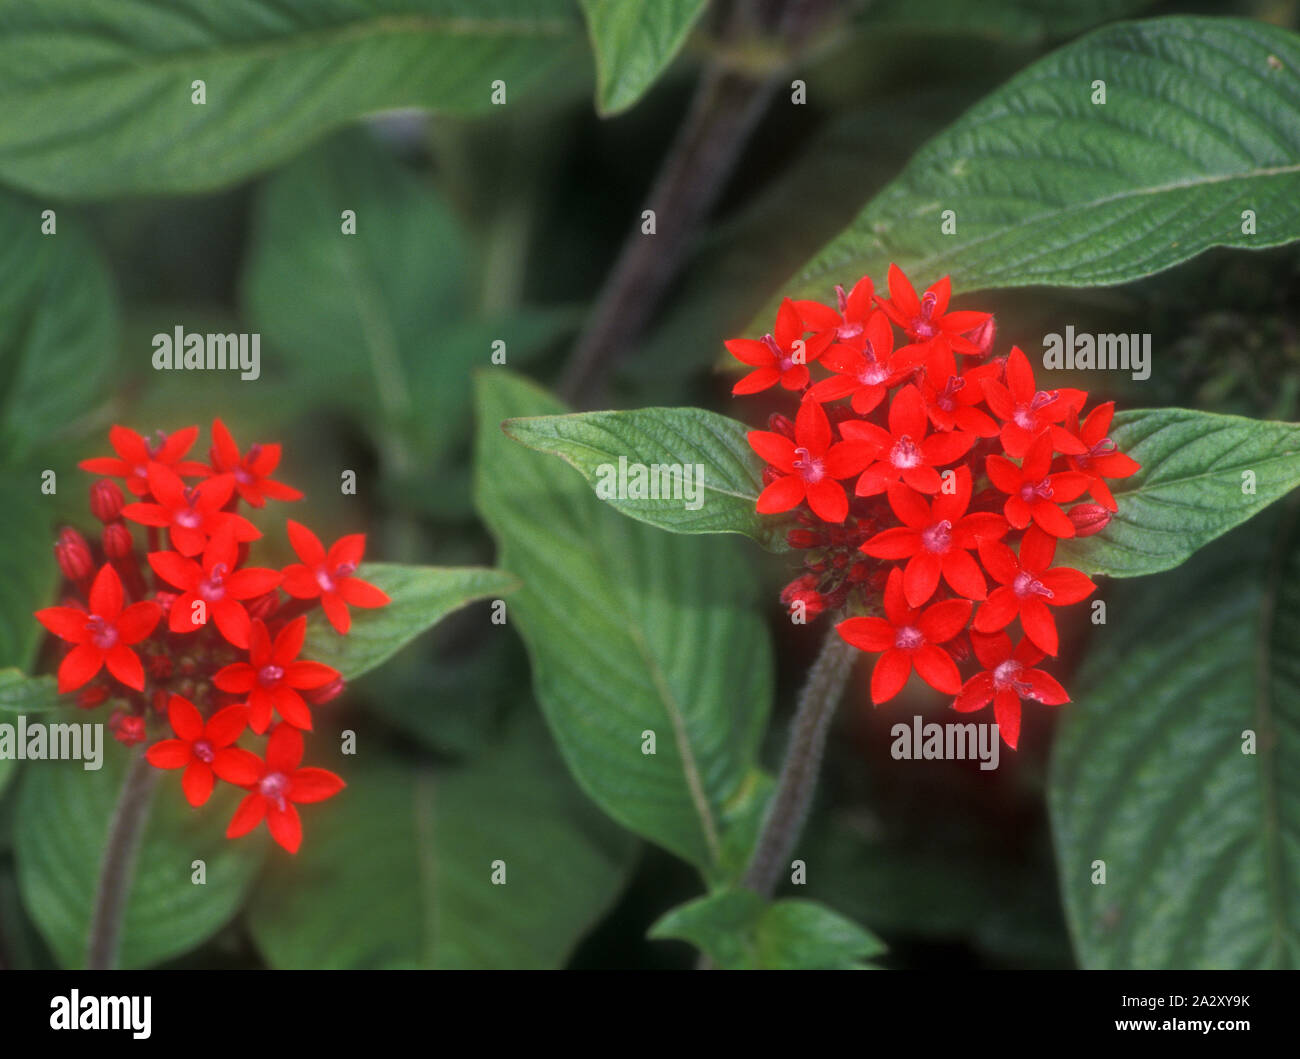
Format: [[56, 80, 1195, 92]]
[[580, 0, 707, 114], [302, 563, 519, 682], [16, 753, 266, 968], [247, 714, 636, 969], [474, 372, 773, 878], [0, 670, 60, 714], [1058, 408, 1300, 578], [769, 18, 1300, 319], [650, 889, 886, 969], [504, 406, 786, 550], [1050, 510, 1300, 968], [0, 0, 586, 197]]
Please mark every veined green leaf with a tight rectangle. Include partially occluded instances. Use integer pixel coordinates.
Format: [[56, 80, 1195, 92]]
[[580, 0, 706, 114], [504, 406, 787, 550]]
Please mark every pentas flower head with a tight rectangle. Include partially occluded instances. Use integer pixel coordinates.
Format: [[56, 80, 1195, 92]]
[[281, 521, 390, 635], [78, 425, 208, 497], [214, 617, 340, 733], [35, 565, 161, 692], [34, 420, 388, 852], [726, 298, 832, 395], [202, 418, 305, 508], [728, 265, 1140, 752], [226, 723, 345, 854]]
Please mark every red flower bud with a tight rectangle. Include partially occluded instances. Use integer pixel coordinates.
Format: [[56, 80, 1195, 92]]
[[89, 479, 125, 522], [54, 528, 94, 582], [246, 591, 280, 622], [102, 521, 133, 559], [761, 466, 782, 487], [147, 654, 173, 680], [766, 413, 796, 439], [1067, 503, 1112, 538], [966, 316, 996, 357], [109, 710, 147, 746], [305, 677, 346, 705], [77, 685, 109, 710], [787, 529, 823, 549]]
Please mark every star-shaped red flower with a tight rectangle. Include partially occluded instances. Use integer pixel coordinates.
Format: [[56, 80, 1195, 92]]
[[860, 467, 1008, 607], [792, 276, 876, 348], [806, 311, 925, 415], [874, 265, 991, 360], [121, 463, 260, 557], [1064, 402, 1141, 511], [226, 723, 345, 854], [986, 434, 1092, 538], [148, 526, 282, 648], [145, 696, 261, 807], [975, 526, 1096, 655], [838, 384, 974, 496], [201, 418, 304, 508], [726, 299, 832, 395], [836, 567, 971, 704], [213, 617, 339, 733], [34, 564, 161, 692], [78, 425, 208, 497], [953, 630, 1069, 748], [281, 521, 390, 635], [748, 396, 873, 523], [980, 347, 1087, 459]]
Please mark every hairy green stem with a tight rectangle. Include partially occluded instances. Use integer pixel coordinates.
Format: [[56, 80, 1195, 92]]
[[86, 751, 159, 969], [743, 627, 856, 898]]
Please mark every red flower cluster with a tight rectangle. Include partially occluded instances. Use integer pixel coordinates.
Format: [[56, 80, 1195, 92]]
[[731, 266, 1139, 747], [34, 420, 390, 852]]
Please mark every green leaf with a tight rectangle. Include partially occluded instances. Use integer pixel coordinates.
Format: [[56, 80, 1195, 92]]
[[579, 0, 706, 115], [1058, 408, 1300, 578], [0, 1, 586, 198], [474, 372, 773, 878], [863, 0, 1155, 44], [772, 17, 1300, 316], [503, 406, 787, 550], [242, 130, 576, 467], [0, 481, 57, 673], [247, 713, 636, 968], [0, 670, 60, 714], [302, 562, 519, 682], [16, 753, 267, 968], [0, 758, 14, 801], [1050, 509, 1300, 968], [0, 193, 118, 458], [650, 889, 886, 969]]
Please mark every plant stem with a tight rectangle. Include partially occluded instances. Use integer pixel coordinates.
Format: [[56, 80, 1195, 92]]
[[559, 0, 838, 406], [743, 626, 856, 898], [86, 751, 159, 969]]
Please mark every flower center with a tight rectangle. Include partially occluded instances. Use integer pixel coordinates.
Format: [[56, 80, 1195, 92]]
[[889, 435, 923, 469], [175, 508, 202, 528], [85, 615, 118, 650], [315, 567, 336, 592], [792, 446, 825, 484], [936, 376, 965, 412], [894, 625, 925, 651], [1076, 437, 1117, 469], [1019, 478, 1054, 503], [192, 739, 215, 764], [234, 466, 253, 484], [858, 362, 889, 386], [1012, 571, 1053, 600], [992, 659, 1027, 691], [921, 519, 953, 554], [199, 562, 227, 601], [257, 664, 284, 687], [912, 292, 939, 337], [258, 770, 290, 811]]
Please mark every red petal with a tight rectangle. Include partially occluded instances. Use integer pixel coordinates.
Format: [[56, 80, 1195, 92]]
[[733, 367, 781, 395], [805, 479, 848, 523], [326, 534, 366, 568], [104, 645, 145, 691], [886, 481, 932, 530], [89, 564, 124, 620], [205, 704, 251, 747], [116, 602, 161, 644], [146, 739, 191, 769], [267, 722, 305, 772], [912, 644, 961, 694], [941, 549, 987, 601], [871, 648, 912, 704], [795, 395, 832, 456], [903, 551, 943, 608], [183, 762, 215, 807], [212, 599, 251, 649], [861, 526, 920, 560], [289, 767, 346, 804], [280, 564, 321, 598], [58, 645, 102, 692], [272, 615, 307, 665], [954, 672, 994, 713], [321, 593, 351, 635], [756, 476, 805, 514], [285, 660, 339, 690], [267, 804, 303, 854], [747, 431, 798, 473], [888, 385, 927, 439], [837, 616, 894, 653], [213, 662, 256, 693], [226, 793, 266, 838], [993, 691, 1021, 748], [168, 694, 204, 740], [35, 606, 91, 643], [973, 587, 1019, 633], [212, 747, 263, 786], [917, 598, 971, 644], [1040, 567, 1096, 606], [148, 551, 200, 591], [1020, 598, 1058, 656]]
